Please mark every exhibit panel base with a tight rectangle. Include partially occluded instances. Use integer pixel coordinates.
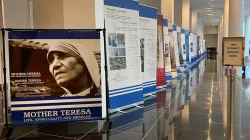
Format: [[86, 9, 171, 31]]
[[166, 72, 172, 81]]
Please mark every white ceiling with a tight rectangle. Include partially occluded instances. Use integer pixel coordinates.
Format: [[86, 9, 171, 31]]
[[191, 0, 250, 26]]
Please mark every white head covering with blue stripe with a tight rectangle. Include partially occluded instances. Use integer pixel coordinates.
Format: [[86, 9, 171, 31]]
[[47, 41, 100, 89]]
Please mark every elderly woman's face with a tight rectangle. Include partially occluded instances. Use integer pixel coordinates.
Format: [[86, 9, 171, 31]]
[[48, 51, 84, 87]]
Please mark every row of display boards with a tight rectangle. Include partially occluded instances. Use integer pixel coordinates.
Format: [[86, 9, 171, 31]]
[[3, 0, 206, 126]]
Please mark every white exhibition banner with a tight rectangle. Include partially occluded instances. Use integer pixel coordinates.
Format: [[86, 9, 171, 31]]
[[169, 29, 177, 78], [199, 37, 202, 57], [189, 33, 194, 63], [203, 39, 206, 55], [177, 32, 184, 66], [177, 27, 184, 66], [104, 0, 143, 111], [181, 30, 186, 63], [184, 30, 190, 63], [193, 34, 197, 62], [163, 19, 172, 81], [139, 4, 157, 96], [172, 25, 180, 67]]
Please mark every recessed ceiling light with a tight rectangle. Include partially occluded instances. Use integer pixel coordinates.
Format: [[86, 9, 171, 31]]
[[209, 3, 211, 4], [211, 5, 213, 7]]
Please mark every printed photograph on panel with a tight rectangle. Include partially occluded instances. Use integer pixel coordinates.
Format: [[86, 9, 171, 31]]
[[164, 39, 171, 67], [191, 43, 194, 53], [140, 38, 145, 72], [108, 33, 127, 71], [9, 39, 101, 98], [117, 33, 125, 48], [108, 33, 118, 47]]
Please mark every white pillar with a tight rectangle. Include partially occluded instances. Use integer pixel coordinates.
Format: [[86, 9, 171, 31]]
[[228, 1, 244, 139], [245, 15, 250, 57], [245, 15, 250, 78], [174, 0, 182, 27], [229, 0, 244, 77], [197, 18, 202, 37], [191, 10, 197, 34], [33, 0, 101, 29], [161, 0, 174, 24], [182, 0, 190, 30], [223, 0, 229, 37]]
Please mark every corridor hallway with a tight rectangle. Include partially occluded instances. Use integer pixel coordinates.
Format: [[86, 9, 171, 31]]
[[3, 59, 250, 140]]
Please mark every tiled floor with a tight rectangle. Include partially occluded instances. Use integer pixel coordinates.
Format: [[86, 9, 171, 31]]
[[1, 59, 250, 139]]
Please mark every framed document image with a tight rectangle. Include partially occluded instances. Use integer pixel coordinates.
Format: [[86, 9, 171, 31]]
[[222, 37, 244, 66]]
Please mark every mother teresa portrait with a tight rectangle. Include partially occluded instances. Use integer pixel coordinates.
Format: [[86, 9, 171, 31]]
[[47, 41, 101, 97]]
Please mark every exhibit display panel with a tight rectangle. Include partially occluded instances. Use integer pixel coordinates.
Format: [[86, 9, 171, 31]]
[[197, 36, 200, 59], [189, 33, 194, 63], [163, 19, 172, 81], [168, 29, 177, 78], [177, 27, 184, 67], [200, 38, 203, 56], [202, 39, 206, 56], [139, 4, 157, 96], [193, 34, 197, 63], [184, 30, 190, 65], [180, 29, 186, 65], [156, 14, 166, 88], [172, 25, 180, 68], [8, 30, 105, 125], [104, 0, 143, 112]]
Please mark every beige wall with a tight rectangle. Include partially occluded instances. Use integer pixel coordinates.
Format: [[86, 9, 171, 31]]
[[160, 0, 173, 23], [204, 26, 218, 34], [33, 0, 64, 28], [182, 0, 190, 30], [63, 0, 96, 29], [33, 0, 97, 29], [204, 26, 218, 48], [204, 34, 218, 48], [4, 0, 30, 28]]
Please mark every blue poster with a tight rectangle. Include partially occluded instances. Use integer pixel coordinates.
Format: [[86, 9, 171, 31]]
[[139, 5, 158, 96], [8, 30, 105, 125], [104, 0, 143, 112]]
